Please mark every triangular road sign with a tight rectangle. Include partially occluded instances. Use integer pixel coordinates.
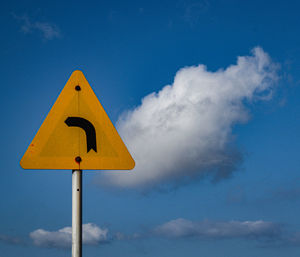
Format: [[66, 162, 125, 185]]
[[20, 70, 135, 170]]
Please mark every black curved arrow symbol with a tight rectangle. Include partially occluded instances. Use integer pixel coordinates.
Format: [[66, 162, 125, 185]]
[[65, 117, 97, 153]]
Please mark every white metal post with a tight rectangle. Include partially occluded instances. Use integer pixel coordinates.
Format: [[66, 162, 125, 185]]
[[72, 170, 82, 257]]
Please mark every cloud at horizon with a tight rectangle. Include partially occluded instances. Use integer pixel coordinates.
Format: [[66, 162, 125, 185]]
[[96, 47, 279, 190], [30, 223, 108, 249], [27, 218, 300, 250], [153, 218, 281, 240]]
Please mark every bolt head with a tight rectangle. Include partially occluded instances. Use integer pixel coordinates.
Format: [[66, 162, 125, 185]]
[[75, 156, 82, 163]]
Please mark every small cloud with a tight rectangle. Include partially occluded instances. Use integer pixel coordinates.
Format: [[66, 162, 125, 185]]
[[33, 21, 60, 40], [12, 14, 61, 40], [153, 218, 281, 240], [30, 223, 108, 249]]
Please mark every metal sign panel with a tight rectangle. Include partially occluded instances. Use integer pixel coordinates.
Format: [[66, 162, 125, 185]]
[[20, 70, 135, 170]]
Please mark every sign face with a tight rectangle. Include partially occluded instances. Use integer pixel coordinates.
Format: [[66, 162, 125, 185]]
[[20, 70, 135, 170]]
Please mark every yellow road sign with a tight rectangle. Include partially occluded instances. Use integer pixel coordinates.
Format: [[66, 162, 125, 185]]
[[20, 70, 135, 170]]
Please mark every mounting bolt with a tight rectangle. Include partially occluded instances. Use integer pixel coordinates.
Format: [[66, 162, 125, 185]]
[[75, 85, 81, 91], [75, 156, 82, 163]]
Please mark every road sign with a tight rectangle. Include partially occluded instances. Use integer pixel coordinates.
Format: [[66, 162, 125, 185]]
[[20, 70, 135, 170]]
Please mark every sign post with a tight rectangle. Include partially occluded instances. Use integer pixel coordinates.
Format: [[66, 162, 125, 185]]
[[20, 70, 135, 256], [72, 169, 82, 257]]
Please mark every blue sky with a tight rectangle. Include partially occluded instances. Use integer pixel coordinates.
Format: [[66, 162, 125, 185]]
[[1, 0, 300, 256]]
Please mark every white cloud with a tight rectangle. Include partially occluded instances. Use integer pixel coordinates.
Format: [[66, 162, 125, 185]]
[[82, 223, 108, 245], [154, 218, 281, 240], [30, 223, 108, 249], [13, 14, 60, 40], [98, 47, 279, 189]]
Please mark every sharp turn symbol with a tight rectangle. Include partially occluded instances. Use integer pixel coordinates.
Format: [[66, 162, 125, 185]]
[[65, 117, 97, 153]]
